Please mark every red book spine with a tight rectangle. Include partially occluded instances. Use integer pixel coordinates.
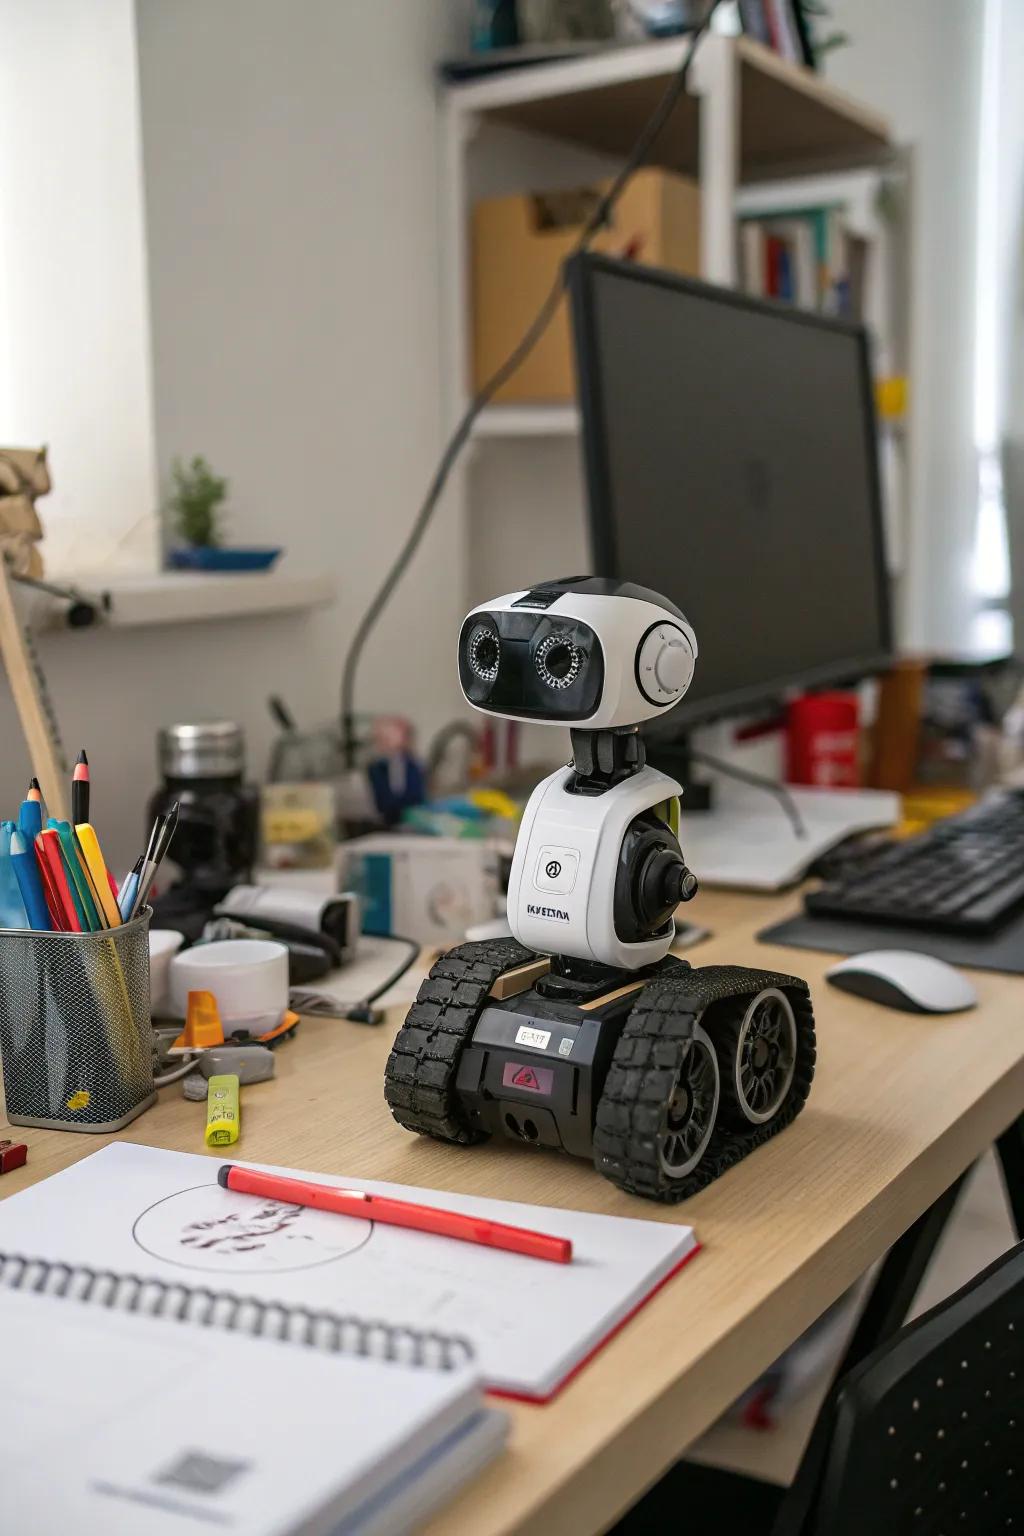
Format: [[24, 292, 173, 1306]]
[[766, 235, 784, 297]]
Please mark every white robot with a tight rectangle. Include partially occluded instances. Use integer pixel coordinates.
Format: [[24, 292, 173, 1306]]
[[384, 578, 816, 1202]]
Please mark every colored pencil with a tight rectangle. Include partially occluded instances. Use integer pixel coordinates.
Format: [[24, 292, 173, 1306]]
[[72, 750, 90, 827]]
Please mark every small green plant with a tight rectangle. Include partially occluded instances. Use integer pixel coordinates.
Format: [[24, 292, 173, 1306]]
[[166, 455, 228, 548], [800, 1, 849, 62]]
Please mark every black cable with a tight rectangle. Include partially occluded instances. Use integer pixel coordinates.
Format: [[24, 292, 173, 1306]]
[[687, 748, 808, 840], [344, 933, 421, 1025], [340, 1, 723, 764]]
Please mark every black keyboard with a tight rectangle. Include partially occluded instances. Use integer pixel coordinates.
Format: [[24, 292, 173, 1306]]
[[805, 789, 1024, 934]]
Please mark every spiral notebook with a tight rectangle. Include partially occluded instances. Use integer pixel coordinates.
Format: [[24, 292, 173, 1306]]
[[0, 1142, 700, 1401], [0, 1283, 505, 1536]]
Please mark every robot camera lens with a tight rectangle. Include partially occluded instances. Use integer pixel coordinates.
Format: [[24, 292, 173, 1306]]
[[468, 624, 500, 683], [535, 632, 583, 691]]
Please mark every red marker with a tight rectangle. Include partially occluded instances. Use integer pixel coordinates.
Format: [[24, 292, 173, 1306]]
[[35, 830, 82, 931], [33, 843, 64, 929], [218, 1164, 573, 1265]]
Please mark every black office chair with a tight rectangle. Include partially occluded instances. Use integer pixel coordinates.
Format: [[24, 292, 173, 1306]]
[[615, 1240, 1023, 1535]]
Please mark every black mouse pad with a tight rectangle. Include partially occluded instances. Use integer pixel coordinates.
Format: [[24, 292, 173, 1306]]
[[757, 907, 1024, 976]]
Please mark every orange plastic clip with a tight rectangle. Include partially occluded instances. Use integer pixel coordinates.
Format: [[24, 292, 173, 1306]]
[[171, 990, 226, 1052]]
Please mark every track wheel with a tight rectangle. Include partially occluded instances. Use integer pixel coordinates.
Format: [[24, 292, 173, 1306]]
[[657, 1024, 721, 1180], [711, 986, 798, 1128], [384, 938, 534, 1145], [594, 979, 721, 1201]]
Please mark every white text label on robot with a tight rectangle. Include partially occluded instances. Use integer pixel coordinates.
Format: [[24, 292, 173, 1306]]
[[526, 904, 570, 921], [515, 1025, 551, 1050]]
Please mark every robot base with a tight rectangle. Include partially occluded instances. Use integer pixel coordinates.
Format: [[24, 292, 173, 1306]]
[[384, 938, 816, 1204]]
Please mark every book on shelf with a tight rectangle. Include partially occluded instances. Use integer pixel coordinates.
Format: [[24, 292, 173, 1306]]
[[737, 205, 871, 322], [738, 0, 815, 67]]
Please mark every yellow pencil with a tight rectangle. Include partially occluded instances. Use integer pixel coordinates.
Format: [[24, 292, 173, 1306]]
[[75, 823, 123, 929]]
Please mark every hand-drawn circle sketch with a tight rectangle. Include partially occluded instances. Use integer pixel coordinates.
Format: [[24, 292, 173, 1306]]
[[132, 1182, 374, 1274]]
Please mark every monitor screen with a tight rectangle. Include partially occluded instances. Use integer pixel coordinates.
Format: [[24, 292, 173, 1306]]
[[569, 255, 892, 727]]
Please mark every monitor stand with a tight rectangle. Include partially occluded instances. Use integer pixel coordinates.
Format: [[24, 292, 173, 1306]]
[[647, 738, 901, 892]]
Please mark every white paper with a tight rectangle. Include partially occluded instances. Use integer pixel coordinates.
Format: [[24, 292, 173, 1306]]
[[0, 1142, 698, 1398]]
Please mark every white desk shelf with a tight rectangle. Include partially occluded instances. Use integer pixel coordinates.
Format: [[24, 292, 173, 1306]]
[[37, 570, 335, 630]]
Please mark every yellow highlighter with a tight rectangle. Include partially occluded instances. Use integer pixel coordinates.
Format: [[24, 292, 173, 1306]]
[[74, 824, 122, 928], [205, 1074, 241, 1147]]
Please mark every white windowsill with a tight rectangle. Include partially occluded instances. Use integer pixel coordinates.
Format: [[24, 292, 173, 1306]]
[[37, 569, 336, 629]]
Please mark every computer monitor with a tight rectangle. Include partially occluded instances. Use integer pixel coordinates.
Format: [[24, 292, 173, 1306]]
[[568, 253, 893, 732]]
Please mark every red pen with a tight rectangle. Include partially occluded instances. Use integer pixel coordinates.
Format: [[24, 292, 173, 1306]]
[[218, 1164, 573, 1265]]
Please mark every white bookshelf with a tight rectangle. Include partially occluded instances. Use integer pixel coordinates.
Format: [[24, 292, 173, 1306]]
[[471, 404, 581, 438], [439, 28, 897, 635]]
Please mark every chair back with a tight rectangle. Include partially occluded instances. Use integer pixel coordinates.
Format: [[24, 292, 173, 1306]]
[[811, 1241, 1024, 1535]]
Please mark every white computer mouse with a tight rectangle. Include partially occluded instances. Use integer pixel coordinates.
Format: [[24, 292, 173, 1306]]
[[825, 950, 978, 1015]]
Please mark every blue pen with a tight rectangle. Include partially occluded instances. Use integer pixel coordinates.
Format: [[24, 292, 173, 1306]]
[[9, 828, 52, 931], [0, 821, 28, 929], [118, 858, 142, 922], [18, 797, 42, 840]]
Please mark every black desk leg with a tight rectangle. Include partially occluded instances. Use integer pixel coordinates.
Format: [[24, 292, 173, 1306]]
[[995, 1114, 1024, 1239], [834, 1171, 969, 1378], [772, 1171, 967, 1536]]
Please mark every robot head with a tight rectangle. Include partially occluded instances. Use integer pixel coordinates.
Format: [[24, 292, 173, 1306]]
[[458, 577, 697, 729]]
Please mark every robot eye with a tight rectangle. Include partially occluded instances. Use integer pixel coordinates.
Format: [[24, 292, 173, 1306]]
[[467, 623, 500, 683], [535, 631, 583, 690]]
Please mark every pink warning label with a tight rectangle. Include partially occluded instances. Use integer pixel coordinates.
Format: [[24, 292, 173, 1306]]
[[501, 1061, 555, 1096]]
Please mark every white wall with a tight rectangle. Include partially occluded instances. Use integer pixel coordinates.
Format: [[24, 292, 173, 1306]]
[[0, 0, 467, 870], [0, 0, 159, 573], [825, 1, 984, 655]]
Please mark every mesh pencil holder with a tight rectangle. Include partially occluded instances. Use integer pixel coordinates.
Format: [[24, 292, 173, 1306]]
[[0, 909, 157, 1132]]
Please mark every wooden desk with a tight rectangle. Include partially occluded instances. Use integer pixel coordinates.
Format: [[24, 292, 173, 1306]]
[[3, 889, 1023, 1536]]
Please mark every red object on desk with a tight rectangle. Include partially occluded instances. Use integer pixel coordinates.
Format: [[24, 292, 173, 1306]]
[[0, 1140, 28, 1175], [786, 691, 861, 789], [218, 1164, 573, 1264]]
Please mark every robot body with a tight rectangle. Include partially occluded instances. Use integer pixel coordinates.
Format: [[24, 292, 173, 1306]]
[[383, 577, 817, 1203], [507, 761, 684, 969]]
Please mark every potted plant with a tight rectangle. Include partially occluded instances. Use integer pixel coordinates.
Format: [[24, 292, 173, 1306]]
[[165, 455, 281, 572]]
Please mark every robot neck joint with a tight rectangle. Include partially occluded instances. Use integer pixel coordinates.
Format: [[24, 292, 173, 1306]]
[[569, 727, 646, 793]]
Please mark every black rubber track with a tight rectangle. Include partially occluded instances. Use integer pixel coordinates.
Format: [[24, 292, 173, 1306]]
[[593, 965, 816, 1203], [383, 938, 535, 1143]]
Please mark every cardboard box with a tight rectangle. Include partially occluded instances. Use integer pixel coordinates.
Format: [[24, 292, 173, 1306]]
[[472, 168, 701, 404]]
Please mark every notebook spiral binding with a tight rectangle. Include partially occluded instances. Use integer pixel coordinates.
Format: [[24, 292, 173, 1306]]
[[0, 1249, 474, 1372]]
